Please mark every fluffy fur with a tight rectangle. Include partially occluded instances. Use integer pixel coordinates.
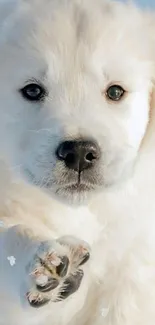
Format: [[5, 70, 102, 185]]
[[0, 0, 155, 324]]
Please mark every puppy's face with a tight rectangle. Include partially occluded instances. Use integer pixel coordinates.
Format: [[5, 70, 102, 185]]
[[0, 0, 153, 203]]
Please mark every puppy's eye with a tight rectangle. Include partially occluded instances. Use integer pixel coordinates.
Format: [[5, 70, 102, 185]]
[[106, 85, 125, 101], [20, 83, 46, 101]]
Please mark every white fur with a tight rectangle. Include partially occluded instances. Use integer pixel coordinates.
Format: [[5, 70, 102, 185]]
[[0, 0, 155, 324]]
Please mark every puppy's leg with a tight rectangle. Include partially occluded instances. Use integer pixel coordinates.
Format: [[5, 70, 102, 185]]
[[0, 225, 90, 309]]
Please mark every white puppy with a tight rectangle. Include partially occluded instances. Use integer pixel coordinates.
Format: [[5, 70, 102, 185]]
[[0, 0, 155, 325]]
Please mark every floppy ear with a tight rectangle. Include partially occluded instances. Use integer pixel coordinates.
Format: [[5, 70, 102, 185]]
[[141, 81, 155, 153], [142, 11, 155, 149], [148, 14, 155, 141], [148, 86, 155, 136]]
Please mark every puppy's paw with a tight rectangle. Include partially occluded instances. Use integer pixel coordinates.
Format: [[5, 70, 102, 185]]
[[25, 236, 90, 308]]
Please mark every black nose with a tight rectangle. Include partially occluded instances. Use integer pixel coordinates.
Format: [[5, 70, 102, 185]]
[[56, 140, 100, 172]]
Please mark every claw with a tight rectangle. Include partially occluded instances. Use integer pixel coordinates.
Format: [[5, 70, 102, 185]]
[[27, 292, 50, 308]]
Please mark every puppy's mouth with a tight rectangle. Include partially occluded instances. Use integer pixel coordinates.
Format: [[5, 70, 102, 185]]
[[54, 181, 96, 204], [24, 168, 96, 200], [56, 182, 94, 193]]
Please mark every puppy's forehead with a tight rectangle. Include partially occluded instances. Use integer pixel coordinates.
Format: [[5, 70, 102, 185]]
[[3, 0, 154, 80], [5, 0, 150, 51]]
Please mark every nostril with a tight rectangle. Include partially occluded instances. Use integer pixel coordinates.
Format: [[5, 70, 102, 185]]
[[56, 142, 75, 161], [65, 153, 76, 165], [85, 152, 97, 162]]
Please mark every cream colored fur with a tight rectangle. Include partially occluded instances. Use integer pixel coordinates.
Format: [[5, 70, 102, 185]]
[[0, 0, 155, 325]]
